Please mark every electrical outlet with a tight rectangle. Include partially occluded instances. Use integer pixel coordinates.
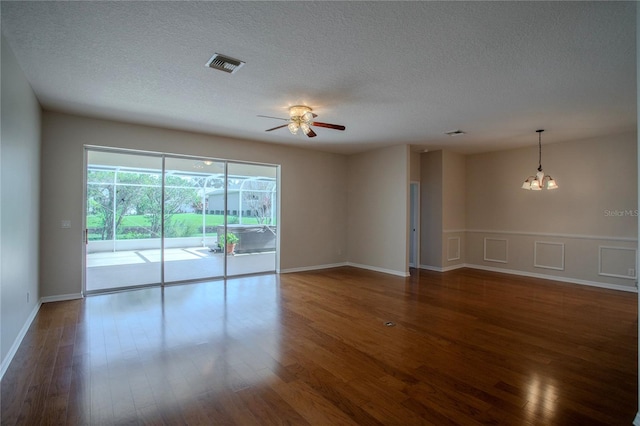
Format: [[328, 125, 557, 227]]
[[61, 220, 71, 229], [628, 268, 635, 277]]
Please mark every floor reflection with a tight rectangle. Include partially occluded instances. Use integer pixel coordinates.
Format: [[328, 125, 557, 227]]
[[77, 276, 282, 419], [524, 374, 559, 422]]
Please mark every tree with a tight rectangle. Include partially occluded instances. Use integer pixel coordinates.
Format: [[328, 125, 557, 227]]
[[241, 179, 274, 224], [87, 169, 199, 240], [87, 170, 117, 240]]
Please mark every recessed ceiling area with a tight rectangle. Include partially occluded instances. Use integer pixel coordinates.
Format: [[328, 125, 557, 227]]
[[0, 1, 635, 155]]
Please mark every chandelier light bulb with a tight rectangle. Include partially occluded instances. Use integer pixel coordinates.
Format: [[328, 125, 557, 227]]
[[302, 111, 314, 123], [300, 122, 311, 135]]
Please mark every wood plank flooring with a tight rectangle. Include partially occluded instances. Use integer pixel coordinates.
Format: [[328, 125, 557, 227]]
[[1, 267, 637, 425]]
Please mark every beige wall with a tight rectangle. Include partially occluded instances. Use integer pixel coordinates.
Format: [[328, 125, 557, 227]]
[[442, 150, 466, 269], [39, 112, 350, 297], [420, 149, 466, 270], [467, 133, 637, 236], [347, 144, 410, 276], [420, 150, 443, 268], [410, 150, 421, 182], [1, 35, 42, 371], [466, 132, 637, 290], [419, 135, 637, 289]]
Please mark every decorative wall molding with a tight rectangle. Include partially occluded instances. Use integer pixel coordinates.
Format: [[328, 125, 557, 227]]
[[484, 238, 508, 263], [598, 246, 637, 280], [466, 229, 637, 242], [534, 241, 565, 271], [447, 237, 461, 261], [443, 229, 466, 234]]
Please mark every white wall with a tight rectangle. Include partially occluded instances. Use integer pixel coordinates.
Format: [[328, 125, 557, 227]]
[[466, 132, 637, 290], [39, 112, 349, 297], [347, 144, 410, 276], [1, 35, 42, 372]]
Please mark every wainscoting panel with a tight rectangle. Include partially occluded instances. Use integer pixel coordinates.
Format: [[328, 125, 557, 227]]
[[534, 241, 565, 271], [599, 246, 637, 280], [484, 238, 508, 263], [447, 237, 461, 261], [466, 230, 638, 291]]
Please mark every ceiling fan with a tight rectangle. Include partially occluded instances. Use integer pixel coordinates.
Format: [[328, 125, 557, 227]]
[[258, 105, 346, 138]]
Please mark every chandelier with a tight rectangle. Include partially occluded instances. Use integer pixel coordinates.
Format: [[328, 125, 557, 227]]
[[521, 129, 558, 190]]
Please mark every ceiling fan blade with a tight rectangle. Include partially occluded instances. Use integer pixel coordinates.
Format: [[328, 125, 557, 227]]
[[257, 115, 290, 122], [265, 124, 289, 132], [311, 121, 346, 131], [306, 128, 317, 138]]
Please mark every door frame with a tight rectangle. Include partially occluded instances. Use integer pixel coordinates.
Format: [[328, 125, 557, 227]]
[[409, 181, 420, 269]]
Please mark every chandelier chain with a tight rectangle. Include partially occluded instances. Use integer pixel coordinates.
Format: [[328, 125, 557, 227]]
[[537, 129, 543, 172]]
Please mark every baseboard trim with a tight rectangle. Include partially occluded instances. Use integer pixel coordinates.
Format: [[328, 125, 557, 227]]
[[40, 293, 84, 303], [419, 263, 636, 292], [280, 262, 348, 274], [465, 264, 637, 293], [281, 262, 409, 277], [420, 264, 466, 272], [0, 301, 41, 380], [347, 262, 410, 277]]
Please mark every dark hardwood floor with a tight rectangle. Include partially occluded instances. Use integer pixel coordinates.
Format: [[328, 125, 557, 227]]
[[1, 267, 637, 425]]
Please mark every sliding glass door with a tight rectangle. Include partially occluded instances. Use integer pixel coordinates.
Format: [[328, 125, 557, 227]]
[[84, 148, 278, 293], [226, 162, 277, 276], [85, 150, 163, 291], [162, 156, 226, 283]]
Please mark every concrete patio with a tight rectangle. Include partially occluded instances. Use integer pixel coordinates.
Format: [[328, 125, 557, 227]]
[[86, 247, 276, 292]]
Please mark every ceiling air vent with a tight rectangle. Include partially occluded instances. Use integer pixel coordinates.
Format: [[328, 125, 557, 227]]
[[205, 53, 245, 74], [445, 129, 466, 136]]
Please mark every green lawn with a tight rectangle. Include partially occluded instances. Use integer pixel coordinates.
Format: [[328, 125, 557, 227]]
[[87, 213, 273, 228]]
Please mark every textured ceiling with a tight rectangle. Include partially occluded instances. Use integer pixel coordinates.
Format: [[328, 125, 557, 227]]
[[1, 1, 636, 154]]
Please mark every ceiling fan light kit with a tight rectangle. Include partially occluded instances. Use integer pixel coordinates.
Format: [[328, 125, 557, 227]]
[[521, 129, 558, 191], [259, 105, 345, 138]]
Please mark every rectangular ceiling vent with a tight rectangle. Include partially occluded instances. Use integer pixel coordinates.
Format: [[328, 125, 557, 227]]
[[206, 53, 245, 74]]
